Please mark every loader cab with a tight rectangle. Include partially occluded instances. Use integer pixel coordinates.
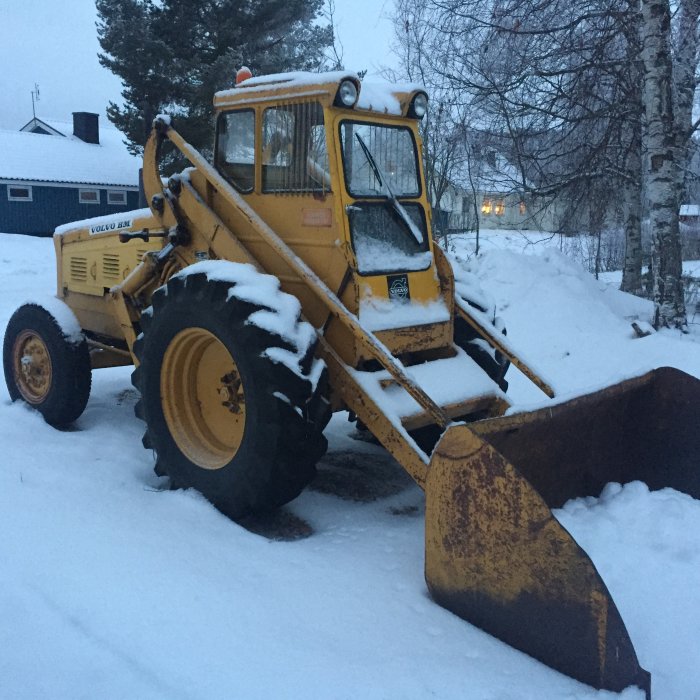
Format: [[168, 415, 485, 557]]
[[211, 73, 449, 361]]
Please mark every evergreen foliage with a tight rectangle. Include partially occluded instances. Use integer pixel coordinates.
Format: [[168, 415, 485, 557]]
[[96, 0, 332, 157]]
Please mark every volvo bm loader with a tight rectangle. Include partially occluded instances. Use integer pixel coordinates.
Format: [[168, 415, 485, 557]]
[[4, 70, 699, 697]]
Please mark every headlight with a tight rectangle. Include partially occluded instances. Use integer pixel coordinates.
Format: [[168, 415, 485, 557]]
[[410, 92, 428, 119], [336, 79, 359, 108]]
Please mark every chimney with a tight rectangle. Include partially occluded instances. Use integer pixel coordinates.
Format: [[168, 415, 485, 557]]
[[72, 112, 99, 144]]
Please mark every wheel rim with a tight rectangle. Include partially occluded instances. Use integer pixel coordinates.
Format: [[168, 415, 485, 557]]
[[13, 330, 52, 404], [161, 327, 246, 470]]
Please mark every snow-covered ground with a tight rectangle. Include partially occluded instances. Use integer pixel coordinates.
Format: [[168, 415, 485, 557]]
[[1, 232, 698, 699]]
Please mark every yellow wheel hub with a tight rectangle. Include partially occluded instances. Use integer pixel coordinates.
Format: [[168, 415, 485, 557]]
[[161, 327, 246, 470], [13, 331, 52, 404]]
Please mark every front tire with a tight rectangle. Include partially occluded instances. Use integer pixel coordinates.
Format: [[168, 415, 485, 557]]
[[3, 303, 91, 427], [132, 262, 330, 519], [454, 309, 510, 392]]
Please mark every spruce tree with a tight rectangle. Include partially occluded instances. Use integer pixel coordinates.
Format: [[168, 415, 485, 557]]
[[96, 0, 332, 158]]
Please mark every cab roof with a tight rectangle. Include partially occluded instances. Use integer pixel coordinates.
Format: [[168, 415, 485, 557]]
[[213, 70, 426, 119]]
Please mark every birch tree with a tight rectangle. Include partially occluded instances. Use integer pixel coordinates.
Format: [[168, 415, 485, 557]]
[[640, 0, 691, 328]]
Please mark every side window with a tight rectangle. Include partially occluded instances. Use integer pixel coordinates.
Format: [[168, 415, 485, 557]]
[[262, 102, 329, 194], [79, 188, 100, 204], [216, 110, 255, 192], [8, 185, 32, 202], [108, 190, 127, 206]]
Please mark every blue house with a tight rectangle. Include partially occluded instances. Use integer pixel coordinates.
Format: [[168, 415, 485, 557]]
[[0, 113, 141, 235]]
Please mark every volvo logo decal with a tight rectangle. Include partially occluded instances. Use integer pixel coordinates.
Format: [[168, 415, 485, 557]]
[[387, 274, 410, 301]]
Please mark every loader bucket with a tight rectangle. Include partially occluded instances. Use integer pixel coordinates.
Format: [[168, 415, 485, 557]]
[[425, 367, 699, 697], [472, 366, 700, 506]]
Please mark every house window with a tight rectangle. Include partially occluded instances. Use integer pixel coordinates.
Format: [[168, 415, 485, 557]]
[[79, 188, 100, 204], [481, 198, 492, 215], [519, 201, 527, 215], [107, 190, 127, 206], [8, 185, 32, 202], [494, 200, 505, 216]]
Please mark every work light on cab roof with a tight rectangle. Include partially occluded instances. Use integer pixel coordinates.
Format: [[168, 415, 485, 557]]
[[410, 91, 428, 118], [335, 79, 358, 108]]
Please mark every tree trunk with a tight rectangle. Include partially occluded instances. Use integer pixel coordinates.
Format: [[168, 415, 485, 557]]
[[674, 0, 700, 200], [640, 0, 687, 328], [621, 143, 643, 295]]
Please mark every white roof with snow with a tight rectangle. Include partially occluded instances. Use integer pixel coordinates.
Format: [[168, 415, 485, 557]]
[[680, 204, 700, 217], [0, 119, 141, 187], [450, 153, 528, 196], [475, 156, 524, 194]]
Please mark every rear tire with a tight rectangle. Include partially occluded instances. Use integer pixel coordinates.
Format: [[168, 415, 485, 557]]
[[3, 303, 91, 427], [132, 264, 330, 519]]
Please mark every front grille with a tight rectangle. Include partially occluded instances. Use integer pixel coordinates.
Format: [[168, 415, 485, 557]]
[[70, 256, 88, 282], [103, 253, 121, 280]]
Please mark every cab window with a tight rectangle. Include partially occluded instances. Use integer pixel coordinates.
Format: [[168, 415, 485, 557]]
[[262, 102, 330, 194], [216, 109, 255, 192]]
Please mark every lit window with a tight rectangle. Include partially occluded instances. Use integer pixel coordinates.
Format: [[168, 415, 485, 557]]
[[494, 200, 505, 216], [107, 190, 127, 206], [481, 198, 492, 215], [79, 189, 100, 204], [8, 185, 32, 202], [519, 201, 526, 215]]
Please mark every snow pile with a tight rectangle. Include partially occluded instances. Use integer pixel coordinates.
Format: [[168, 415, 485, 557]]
[[556, 482, 700, 700], [451, 244, 700, 406], [0, 232, 698, 699]]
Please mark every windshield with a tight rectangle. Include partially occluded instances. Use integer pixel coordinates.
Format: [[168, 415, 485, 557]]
[[348, 202, 430, 275], [340, 121, 420, 197]]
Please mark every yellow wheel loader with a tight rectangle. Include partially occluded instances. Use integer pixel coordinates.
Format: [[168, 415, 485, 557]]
[[4, 70, 699, 697]]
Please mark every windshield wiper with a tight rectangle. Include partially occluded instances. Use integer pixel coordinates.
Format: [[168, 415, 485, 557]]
[[354, 134, 424, 245]]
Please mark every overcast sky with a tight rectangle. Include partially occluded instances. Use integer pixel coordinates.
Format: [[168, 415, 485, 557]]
[[0, 0, 397, 131]]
